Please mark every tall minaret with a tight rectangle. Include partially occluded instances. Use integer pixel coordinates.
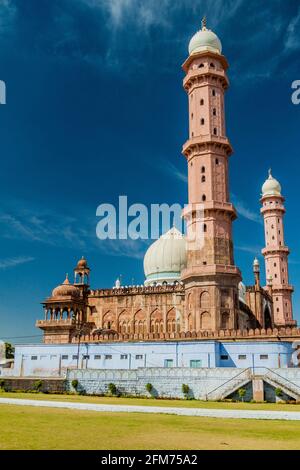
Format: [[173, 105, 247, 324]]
[[181, 18, 241, 332], [261, 170, 295, 326]]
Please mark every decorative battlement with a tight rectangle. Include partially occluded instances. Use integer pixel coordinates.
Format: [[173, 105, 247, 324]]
[[88, 284, 185, 297], [68, 327, 300, 345]]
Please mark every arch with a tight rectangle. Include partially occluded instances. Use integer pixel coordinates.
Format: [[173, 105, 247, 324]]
[[221, 312, 230, 330], [200, 311, 211, 330], [134, 309, 146, 334], [118, 309, 131, 334], [103, 310, 116, 330], [166, 308, 176, 333], [150, 309, 163, 334], [200, 291, 210, 309], [264, 305, 272, 329]]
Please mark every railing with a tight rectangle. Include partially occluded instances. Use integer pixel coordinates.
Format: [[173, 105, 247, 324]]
[[255, 367, 300, 396], [205, 368, 252, 400]]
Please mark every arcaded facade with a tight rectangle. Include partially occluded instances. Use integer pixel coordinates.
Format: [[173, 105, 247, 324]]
[[37, 20, 296, 345]]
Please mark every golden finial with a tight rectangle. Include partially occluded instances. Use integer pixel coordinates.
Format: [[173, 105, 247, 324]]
[[268, 168, 272, 178], [201, 16, 207, 30]]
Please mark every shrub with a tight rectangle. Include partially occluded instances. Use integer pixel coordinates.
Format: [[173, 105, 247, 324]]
[[275, 387, 283, 397], [32, 380, 43, 392], [145, 383, 153, 394], [108, 383, 117, 395], [182, 384, 190, 398], [238, 388, 246, 402], [0, 379, 5, 389], [71, 379, 79, 391]]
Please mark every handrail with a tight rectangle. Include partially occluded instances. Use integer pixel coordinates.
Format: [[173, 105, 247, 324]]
[[258, 367, 300, 393], [205, 368, 251, 400]]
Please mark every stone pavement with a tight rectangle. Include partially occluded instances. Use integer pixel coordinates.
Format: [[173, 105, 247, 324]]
[[1, 397, 300, 420]]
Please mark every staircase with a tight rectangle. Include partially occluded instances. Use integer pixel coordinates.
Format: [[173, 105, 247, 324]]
[[262, 368, 300, 401], [206, 368, 252, 401]]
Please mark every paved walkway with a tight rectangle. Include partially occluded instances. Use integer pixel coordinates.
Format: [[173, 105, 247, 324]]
[[1, 397, 300, 420]]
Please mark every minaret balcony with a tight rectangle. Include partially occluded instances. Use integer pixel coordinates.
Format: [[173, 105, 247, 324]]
[[183, 67, 229, 91], [36, 318, 76, 329], [182, 134, 232, 157], [261, 246, 290, 256]]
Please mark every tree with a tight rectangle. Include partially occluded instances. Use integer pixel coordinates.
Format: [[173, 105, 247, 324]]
[[5, 343, 14, 359], [238, 388, 246, 402]]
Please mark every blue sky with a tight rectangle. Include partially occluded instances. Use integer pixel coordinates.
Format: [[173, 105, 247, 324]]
[[0, 0, 300, 342]]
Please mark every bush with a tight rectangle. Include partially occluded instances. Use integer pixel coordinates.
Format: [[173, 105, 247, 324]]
[[71, 379, 79, 391], [32, 380, 43, 392], [275, 387, 283, 397], [182, 384, 190, 398], [0, 379, 5, 389], [108, 383, 117, 395], [238, 388, 246, 402], [145, 383, 153, 394]]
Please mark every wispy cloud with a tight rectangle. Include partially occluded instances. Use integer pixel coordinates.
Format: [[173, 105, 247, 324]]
[[236, 245, 261, 255], [231, 194, 262, 224], [162, 160, 188, 184], [0, 256, 35, 269]]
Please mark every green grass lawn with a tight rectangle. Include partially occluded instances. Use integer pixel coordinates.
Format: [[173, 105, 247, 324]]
[[1, 390, 300, 412], [0, 404, 300, 450]]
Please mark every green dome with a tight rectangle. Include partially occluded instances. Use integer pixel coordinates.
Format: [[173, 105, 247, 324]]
[[262, 170, 281, 197], [143, 227, 186, 286], [188, 22, 222, 56]]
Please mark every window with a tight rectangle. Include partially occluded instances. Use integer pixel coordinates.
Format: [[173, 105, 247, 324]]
[[164, 359, 173, 368], [238, 355, 247, 360], [200, 99, 204, 105], [62, 355, 68, 360], [210, 63, 215, 68], [191, 113, 193, 119], [260, 355, 268, 360], [72, 355, 78, 360], [212, 89, 216, 96], [203, 261, 207, 265], [201, 118, 205, 125], [215, 158, 219, 165], [105, 354, 112, 360], [31, 356, 38, 361], [135, 355, 143, 360], [94, 355, 101, 360], [201, 166, 205, 173], [202, 194, 206, 201], [213, 127, 217, 135], [190, 360, 202, 368], [83, 355, 90, 360], [120, 354, 128, 360], [201, 175, 206, 182], [199, 63, 204, 68], [203, 224, 207, 232], [220, 355, 229, 361], [213, 108, 216, 116]]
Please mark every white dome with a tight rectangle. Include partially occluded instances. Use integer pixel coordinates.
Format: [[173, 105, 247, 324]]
[[144, 227, 187, 286], [189, 23, 222, 56], [238, 281, 246, 304], [262, 170, 281, 197]]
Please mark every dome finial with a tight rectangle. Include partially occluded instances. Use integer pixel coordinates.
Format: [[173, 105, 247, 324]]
[[268, 168, 272, 178], [201, 16, 207, 30]]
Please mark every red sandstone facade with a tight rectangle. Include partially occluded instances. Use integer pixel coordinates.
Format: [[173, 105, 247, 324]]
[[36, 20, 296, 344]]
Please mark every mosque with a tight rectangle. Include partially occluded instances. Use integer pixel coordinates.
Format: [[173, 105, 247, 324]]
[[4, 20, 300, 379]]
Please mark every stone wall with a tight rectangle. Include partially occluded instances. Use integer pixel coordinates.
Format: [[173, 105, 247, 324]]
[[0, 377, 65, 393], [66, 367, 250, 400]]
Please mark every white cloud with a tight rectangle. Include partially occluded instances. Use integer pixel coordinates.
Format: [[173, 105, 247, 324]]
[[285, 6, 300, 51], [231, 194, 262, 224], [0, 256, 35, 269]]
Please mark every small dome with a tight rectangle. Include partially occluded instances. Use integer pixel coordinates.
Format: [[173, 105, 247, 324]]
[[238, 281, 246, 304], [76, 256, 88, 269], [52, 275, 80, 298], [262, 169, 281, 197], [189, 18, 222, 56], [143, 227, 187, 286]]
